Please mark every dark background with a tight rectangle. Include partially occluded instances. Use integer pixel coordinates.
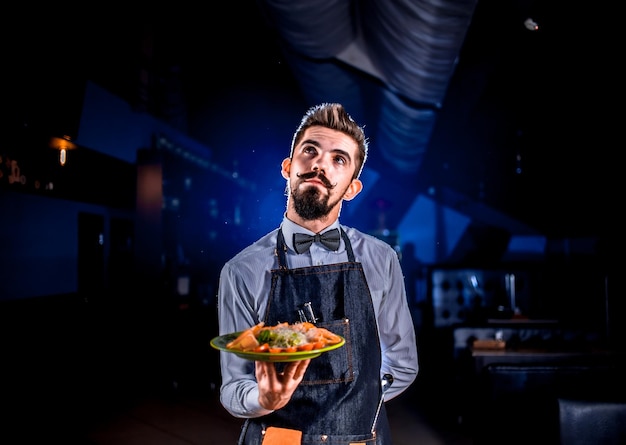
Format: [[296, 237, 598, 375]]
[[0, 2, 621, 441]]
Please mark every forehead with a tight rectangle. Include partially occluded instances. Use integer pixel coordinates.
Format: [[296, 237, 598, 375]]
[[299, 126, 358, 154]]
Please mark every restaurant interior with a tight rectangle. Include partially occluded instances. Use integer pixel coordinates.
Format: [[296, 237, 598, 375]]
[[2, 1, 623, 444]]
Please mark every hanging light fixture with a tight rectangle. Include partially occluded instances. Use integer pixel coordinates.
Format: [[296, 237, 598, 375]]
[[49, 135, 77, 166], [524, 18, 539, 31]]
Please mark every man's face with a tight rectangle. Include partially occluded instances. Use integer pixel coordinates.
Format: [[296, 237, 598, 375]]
[[282, 126, 362, 221]]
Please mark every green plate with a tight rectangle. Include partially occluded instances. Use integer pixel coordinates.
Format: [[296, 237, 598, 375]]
[[210, 331, 346, 362]]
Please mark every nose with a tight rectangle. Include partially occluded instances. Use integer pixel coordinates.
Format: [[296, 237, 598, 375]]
[[311, 162, 324, 175], [312, 154, 328, 174]]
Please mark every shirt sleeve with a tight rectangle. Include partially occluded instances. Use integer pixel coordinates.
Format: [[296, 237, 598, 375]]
[[371, 244, 420, 402], [216, 260, 275, 418]]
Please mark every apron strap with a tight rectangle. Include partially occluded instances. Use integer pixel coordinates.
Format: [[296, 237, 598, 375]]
[[340, 229, 355, 262]]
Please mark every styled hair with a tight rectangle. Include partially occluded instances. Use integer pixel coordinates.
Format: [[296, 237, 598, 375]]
[[290, 103, 368, 179]]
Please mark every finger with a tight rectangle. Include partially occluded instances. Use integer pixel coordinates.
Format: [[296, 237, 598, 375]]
[[293, 359, 311, 379], [256, 361, 278, 382], [284, 359, 310, 381], [254, 361, 265, 382]]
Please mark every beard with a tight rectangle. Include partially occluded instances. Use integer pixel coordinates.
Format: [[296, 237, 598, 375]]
[[292, 183, 343, 221]]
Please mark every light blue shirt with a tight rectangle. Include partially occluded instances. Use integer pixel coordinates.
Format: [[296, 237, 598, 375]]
[[217, 216, 419, 418]]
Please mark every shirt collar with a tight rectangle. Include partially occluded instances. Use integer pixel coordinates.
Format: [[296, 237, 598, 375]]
[[280, 215, 341, 253]]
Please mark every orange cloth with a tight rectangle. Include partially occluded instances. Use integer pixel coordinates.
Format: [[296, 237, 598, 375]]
[[262, 426, 302, 445]]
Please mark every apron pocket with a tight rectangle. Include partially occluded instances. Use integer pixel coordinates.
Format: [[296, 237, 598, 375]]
[[301, 319, 353, 385]]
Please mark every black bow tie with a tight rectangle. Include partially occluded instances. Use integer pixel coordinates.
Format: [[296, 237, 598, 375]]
[[293, 229, 341, 254]]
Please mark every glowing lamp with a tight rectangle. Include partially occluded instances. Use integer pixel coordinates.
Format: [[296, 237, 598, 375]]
[[49, 135, 77, 166]]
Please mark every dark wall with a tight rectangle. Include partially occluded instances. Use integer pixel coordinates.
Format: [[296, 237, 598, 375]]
[[0, 131, 135, 301]]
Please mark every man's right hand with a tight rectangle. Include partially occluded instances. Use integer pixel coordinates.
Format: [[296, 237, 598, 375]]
[[255, 359, 311, 410]]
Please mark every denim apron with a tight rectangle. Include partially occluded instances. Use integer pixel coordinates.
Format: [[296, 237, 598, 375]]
[[238, 229, 392, 445]]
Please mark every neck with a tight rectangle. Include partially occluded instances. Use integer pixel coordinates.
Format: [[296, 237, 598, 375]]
[[285, 205, 340, 234]]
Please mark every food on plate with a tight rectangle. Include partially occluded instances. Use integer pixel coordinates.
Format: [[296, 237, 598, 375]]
[[225, 321, 343, 353]]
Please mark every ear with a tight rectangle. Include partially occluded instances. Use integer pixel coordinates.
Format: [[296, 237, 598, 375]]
[[342, 178, 363, 201], [281, 158, 291, 179]]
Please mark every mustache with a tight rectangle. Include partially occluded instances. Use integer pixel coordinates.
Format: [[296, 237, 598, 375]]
[[296, 171, 337, 189]]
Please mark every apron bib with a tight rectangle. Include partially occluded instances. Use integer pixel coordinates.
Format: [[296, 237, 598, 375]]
[[238, 229, 392, 445]]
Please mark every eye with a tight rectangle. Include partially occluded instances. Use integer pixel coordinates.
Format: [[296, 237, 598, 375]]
[[303, 145, 317, 155], [334, 155, 346, 165]]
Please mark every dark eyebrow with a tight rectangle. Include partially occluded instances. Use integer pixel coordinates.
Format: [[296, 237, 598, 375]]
[[300, 138, 321, 148], [300, 139, 352, 163]]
